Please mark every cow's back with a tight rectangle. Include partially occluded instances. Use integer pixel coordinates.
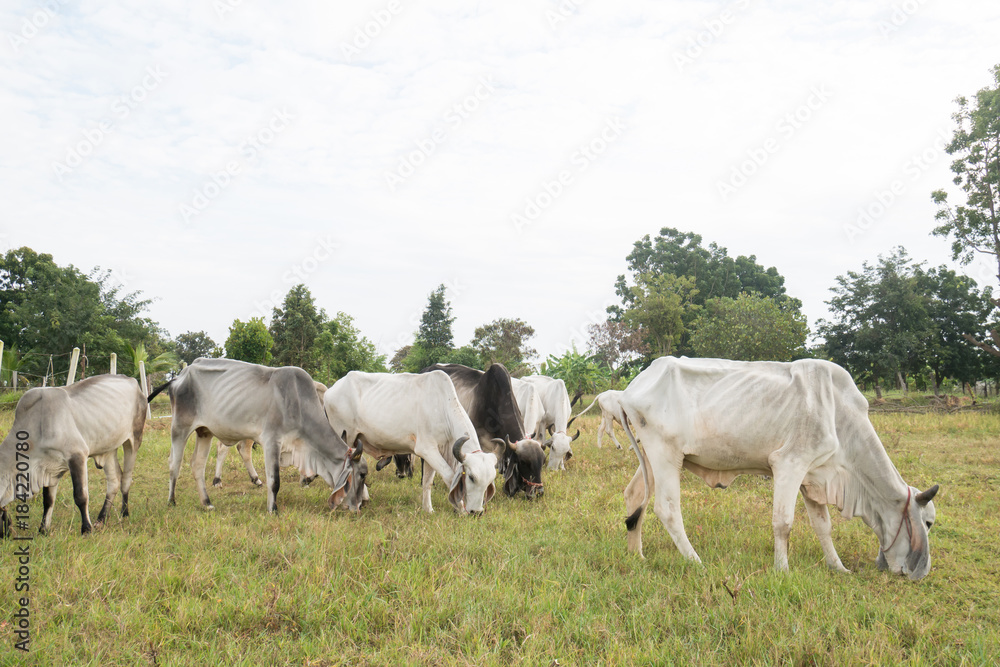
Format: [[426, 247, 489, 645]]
[[63, 375, 145, 453]]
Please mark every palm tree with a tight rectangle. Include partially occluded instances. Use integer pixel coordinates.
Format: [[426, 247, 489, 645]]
[[125, 342, 178, 391]]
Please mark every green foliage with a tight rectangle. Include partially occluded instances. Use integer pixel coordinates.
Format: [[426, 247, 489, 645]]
[[931, 64, 1000, 275], [174, 331, 220, 365], [1, 345, 24, 387], [689, 292, 808, 361], [225, 317, 274, 365], [818, 248, 993, 392], [417, 284, 455, 350], [541, 344, 611, 395], [470, 317, 538, 376], [438, 345, 483, 369], [124, 342, 179, 379], [400, 342, 452, 373], [311, 312, 387, 384], [269, 284, 324, 371], [0, 247, 162, 379], [624, 273, 699, 357]]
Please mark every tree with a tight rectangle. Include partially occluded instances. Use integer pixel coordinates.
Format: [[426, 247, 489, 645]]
[[540, 345, 610, 395], [311, 312, 387, 384], [174, 331, 220, 365], [124, 341, 179, 391], [587, 319, 648, 381], [623, 273, 699, 357], [439, 345, 483, 369], [470, 318, 537, 375], [614, 228, 797, 313], [404, 284, 457, 369], [270, 284, 324, 371], [689, 292, 807, 362], [225, 317, 274, 365], [931, 64, 1000, 355], [389, 345, 412, 372]]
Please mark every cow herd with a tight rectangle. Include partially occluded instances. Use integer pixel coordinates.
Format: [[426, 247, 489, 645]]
[[0, 355, 940, 580]]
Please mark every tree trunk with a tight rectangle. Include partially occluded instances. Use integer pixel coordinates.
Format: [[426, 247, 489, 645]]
[[896, 371, 907, 393], [874, 383, 882, 399]]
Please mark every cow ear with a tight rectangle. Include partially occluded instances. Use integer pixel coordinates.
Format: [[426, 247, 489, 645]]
[[542, 438, 553, 449], [484, 481, 496, 504], [488, 438, 506, 457], [448, 469, 466, 511], [328, 475, 349, 509]]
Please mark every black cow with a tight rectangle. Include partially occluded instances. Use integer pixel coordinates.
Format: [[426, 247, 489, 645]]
[[420, 363, 545, 499]]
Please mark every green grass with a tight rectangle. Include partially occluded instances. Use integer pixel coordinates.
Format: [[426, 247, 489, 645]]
[[1, 403, 998, 665]]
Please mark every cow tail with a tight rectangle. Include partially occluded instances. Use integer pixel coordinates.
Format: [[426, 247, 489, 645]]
[[571, 396, 601, 425], [147, 379, 173, 403], [621, 408, 649, 531]]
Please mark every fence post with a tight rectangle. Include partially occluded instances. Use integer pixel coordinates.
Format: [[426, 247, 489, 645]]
[[0, 340, 4, 388], [139, 360, 151, 419], [110, 353, 117, 375], [66, 347, 81, 386]]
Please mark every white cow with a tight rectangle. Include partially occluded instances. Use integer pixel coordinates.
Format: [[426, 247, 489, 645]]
[[509, 377, 545, 440], [212, 380, 329, 487], [521, 375, 580, 470], [573, 390, 625, 449], [620, 356, 939, 580], [324, 371, 499, 515], [0, 375, 146, 536]]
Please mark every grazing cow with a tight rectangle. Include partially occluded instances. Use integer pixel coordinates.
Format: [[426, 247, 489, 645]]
[[620, 356, 939, 580], [0, 375, 146, 537], [510, 377, 545, 439], [573, 390, 625, 449], [212, 380, 329, 487], [149, 358, 364, 513], [421, 363, 546, 499], [521, 375, 580, 469], [324, 371, 498, 514]]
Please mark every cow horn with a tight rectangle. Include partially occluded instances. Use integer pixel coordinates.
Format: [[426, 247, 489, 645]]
[[542, 438, 553, 449], [506, 435, 518, 452], [453, 436, 470, 463], [351, 437, 364, 461], [566, 417, 577, 429], [375, 456, 393, 471], [915, 484, 939, 505], [571, 429, 580, 441]]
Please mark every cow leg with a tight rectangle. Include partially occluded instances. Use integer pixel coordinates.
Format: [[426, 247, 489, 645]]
[[801, 493, 849, 573], [238, 440, 262, 486], [263, 441, 280, 513], [39, 484, 58, 535], [596, 414, 608, 448], [624, 465, 649, 556], [415, 443, 459, 514], [421, 464, 437, 513], [644, 446, 700, 563], [68, 454, 93, 535], [96, 451, 122, 525], [167, 424, 193, 506], [190, 431, 215, 510], [119, 440, 138, 519], [213, 440, 230, 487], [610, 419, 624, 450], [768, 463, 806, 572]]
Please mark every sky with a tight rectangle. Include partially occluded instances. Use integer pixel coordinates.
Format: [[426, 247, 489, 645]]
[[2, 1, 999, 363]]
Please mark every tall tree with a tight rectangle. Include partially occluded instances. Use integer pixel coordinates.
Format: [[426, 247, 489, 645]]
[[931, 64, 1000, 355], [404, 284, 457, 370], [225, 317, 274, 365], [311, 311, 387, 384], [174, 331, 220, 365], [623, 273, 699, 357], [470, 317, 537, 376], [587, 319, 648, 381], [270, 284, 324, 371], [689, 292, 807, 362]]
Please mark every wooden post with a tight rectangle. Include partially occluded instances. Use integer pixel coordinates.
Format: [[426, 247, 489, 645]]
[[139, 360, 151, 419], [110, 353, 117, 375], [66, 347, 81, 386], [0, 340, 4, 388]]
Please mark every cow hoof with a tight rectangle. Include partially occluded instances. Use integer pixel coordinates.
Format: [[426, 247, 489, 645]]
[[204, 504, 215, 511], [212, 477, 222, 487], [253, 478, 263, 486]]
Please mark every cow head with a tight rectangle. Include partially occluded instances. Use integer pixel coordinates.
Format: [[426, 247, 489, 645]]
[[448, 436, 498, 515], [329, 437, 368, 512], [542, 429, 580, 470], [501, 437, 546, 499], [875, 484, 938, 581]]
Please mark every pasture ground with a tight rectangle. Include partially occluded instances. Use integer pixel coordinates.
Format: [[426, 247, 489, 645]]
[[1, 397, 998, 665]]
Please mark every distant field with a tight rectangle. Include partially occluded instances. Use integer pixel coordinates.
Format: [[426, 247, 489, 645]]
[[1, 396, 998, 665]]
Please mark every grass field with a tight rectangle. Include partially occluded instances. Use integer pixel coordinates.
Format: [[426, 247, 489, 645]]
[[1, 396, 999, 665]]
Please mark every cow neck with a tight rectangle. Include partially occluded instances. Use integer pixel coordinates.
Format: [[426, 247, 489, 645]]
[[836, 414, 909, 524], [880, 486, 913, 554]]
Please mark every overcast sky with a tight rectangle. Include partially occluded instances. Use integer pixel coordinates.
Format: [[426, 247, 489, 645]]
[[2, 1, 999, 363]]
